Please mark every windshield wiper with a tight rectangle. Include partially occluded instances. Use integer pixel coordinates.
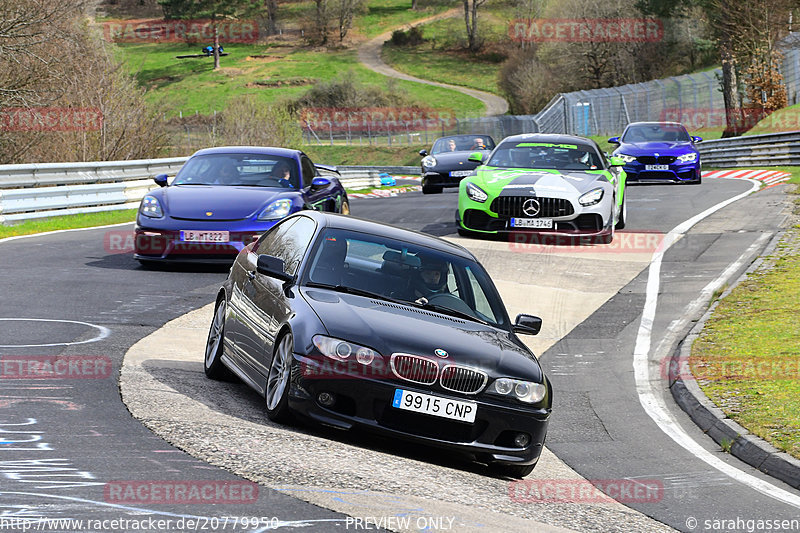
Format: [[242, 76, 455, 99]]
[[411, 298, 491, 326], [304, 282, 405, 304]]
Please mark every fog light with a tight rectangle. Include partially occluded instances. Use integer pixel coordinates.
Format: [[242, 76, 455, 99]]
[[513, 433, 531, 448], [318, 392, 336, 407]]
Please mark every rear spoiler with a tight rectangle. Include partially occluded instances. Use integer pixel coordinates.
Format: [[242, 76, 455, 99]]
[[315, 164, 339, 176]]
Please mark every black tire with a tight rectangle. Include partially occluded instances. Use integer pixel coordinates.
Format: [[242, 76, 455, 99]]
[[204, 299, 234, 380], [422, 180, 443, 194], [491, 463, 536, 479], [615, 195, 626, 230], [265, 331, 294, 423]]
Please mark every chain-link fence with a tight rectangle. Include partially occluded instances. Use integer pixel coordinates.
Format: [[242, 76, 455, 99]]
[[453, 33, 800, 139]]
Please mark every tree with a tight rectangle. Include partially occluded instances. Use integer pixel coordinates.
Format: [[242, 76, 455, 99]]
[[159, 0, 252, 69], [333, 0, 366, 42], [463, 0, 487, 51], [699, 0, 797, 136]]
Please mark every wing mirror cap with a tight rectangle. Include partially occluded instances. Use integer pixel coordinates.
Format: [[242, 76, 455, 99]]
[[256, 254, 293, 282], [513, 314, 542, 335]]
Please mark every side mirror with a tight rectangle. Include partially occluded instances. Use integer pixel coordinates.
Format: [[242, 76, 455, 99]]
[[608, 136, 620, 145], [310, 177, 331, 190], [513, 314, 542, 336], [608, 156, 625, 167], [419, 149, 428, 157], [467, 152, 483, 163], [256, 254, 293, 282], [153, 174, 168, 187], [692, 136, 703, 143]]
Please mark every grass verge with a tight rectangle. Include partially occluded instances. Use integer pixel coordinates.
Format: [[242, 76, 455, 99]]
[[690, 183, 800, 459], [0, 210, 137, 239]]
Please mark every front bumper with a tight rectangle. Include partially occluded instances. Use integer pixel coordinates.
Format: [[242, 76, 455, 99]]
[[288, 354, 550, 467], [457, 191, 613, 238], [134, 218, 279, 262], [422, 170, 475, 188], [623, 161, 700, 183]]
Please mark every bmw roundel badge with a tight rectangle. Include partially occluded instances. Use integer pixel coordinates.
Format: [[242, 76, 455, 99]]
[[434, 349, 448, 358]]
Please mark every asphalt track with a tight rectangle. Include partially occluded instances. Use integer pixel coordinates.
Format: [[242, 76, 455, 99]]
[[0, 177, 798, 532]]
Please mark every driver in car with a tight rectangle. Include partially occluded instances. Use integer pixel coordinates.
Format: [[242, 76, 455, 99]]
[[409, 255, 450, 301]]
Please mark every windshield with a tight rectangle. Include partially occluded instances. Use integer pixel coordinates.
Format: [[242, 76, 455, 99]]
[[430, 135, 495, 155], [173, 154, 300, 188], [487, 140, 603, 171], [303, 229, 508, 327], [622, 124, 691, 143]]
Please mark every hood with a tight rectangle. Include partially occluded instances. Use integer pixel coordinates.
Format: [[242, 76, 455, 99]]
[[474, 167, 608, 196], [162, 185, 294, 220], [616, 141, 697, 156], [302, 289, 543, 381]]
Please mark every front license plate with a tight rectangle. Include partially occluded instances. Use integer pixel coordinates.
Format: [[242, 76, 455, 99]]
[[180, 230, 230, 243], [392, 389, 476, 423], [511, 218, 554, 229], [645, 165, 669, 171], [449, 170, 473, 177]]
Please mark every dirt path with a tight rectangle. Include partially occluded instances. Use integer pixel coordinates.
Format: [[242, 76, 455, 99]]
[[356, 9, 509, 116]]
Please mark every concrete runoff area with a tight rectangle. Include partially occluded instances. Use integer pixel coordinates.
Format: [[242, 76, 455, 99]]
[[120, 233, 668, 532]]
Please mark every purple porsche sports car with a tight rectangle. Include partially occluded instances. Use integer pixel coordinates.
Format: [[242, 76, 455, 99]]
[[134, 146, 349, 265]]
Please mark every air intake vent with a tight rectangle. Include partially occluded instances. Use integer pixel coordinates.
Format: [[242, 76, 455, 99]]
[[440, 365, 488, 394], [370, 301, 466, 324], [490, 196, 574, 218], [390, 354, 439, 385]]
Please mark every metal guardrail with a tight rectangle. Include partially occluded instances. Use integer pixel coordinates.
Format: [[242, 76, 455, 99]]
[[0, 158, 421, 224], [697, 131, 800, 168]]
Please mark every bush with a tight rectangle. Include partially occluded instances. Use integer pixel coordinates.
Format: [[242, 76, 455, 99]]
[[218, 96, 302, 147], [390, 25, 425, 47], [290, 71, 416, 110]]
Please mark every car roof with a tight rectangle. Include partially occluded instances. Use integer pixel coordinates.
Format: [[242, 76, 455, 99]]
[[498, 133, 595, 146], [190, 146, 303, 159], [299, 211, 476, 260], [624, 122, 686, 129]]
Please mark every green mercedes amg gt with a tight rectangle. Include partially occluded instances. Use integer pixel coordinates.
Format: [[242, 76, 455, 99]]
[[456, 134, 627, 244]]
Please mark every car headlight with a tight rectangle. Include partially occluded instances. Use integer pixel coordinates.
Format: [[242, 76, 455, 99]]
[[578, 187, 604, 206], [465, 182, 488, 203], [140, 195, 163, 218], [677, 152, 697, 163], [257, 198, 294, 221], [617, 153, 637, 163], [489, 378, 546, 404], [312, 335, 380, 365], [422, 155, 437, 168]]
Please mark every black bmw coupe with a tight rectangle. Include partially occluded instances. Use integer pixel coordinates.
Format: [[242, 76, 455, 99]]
[[204, 211, 551, 477]]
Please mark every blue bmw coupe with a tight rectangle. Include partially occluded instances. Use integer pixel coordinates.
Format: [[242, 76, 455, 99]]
[[609, 122, 702, 184], [134, 146, 349, 265]]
